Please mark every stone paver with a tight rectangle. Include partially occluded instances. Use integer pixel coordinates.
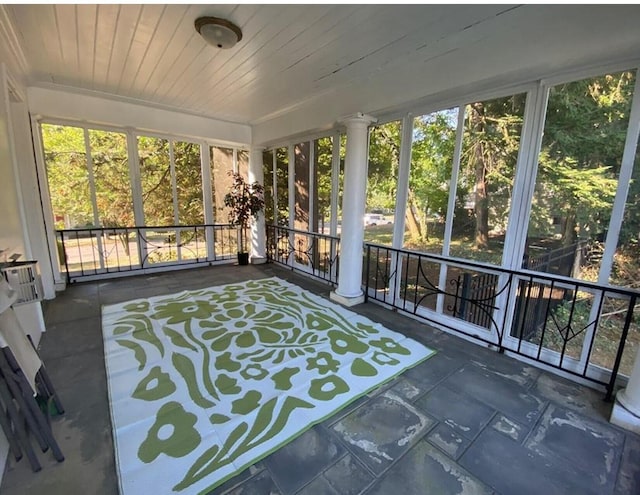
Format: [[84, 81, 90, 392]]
[[332, 391, 436, 474], [427, 423, 472, 460], [490, 414, 528, 443], [365, 440, 492, 495], [322, 454, 373, 495], [263, 426, 345, 495], [443, 364, 546, 424], [461, 427, 606, 495], [2, 264, 639, 495], [524, 404, 625, 493], [416, 385, 495, 440]]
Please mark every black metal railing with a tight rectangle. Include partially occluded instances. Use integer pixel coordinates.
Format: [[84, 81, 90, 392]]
[[266, 225, 340, 285], [363, 243, 639, 399], [523, 241, 586, 277], [56, 224, 239, 282]]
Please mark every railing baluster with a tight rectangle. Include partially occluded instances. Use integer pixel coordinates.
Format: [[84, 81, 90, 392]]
[[607, 295, 637, 401]]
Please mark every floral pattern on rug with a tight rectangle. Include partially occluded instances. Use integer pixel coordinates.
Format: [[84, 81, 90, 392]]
[[102, 277, 435, 494]]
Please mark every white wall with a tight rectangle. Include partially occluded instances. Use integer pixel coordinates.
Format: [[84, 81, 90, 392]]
[[0, 63, 47, 484], [0, 68, 26, 260], [28, 86, 252, 146]]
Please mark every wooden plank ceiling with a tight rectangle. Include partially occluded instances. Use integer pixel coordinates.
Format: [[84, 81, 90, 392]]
[[3, 4, 640, 126]]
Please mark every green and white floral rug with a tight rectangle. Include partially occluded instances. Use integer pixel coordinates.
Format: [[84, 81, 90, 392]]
[[102, 277, 435, 495]]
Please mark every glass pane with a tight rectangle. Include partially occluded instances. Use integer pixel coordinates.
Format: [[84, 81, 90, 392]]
[[42, 124, 92, 230], [138, 136, 173, 225], [406, 108, 458, 253], [89, 130, 132, 228], [210, 146, 234, 223], [237, 149, 249, 179], [603, 128, 640, 376], [314, 137, 333, 234], [174, 141, 203, 225], [275, 146, 289, 226], [263, 150, 275, 225], [294, 142, 310, 232], [451, 94, 526, 264], [337, 134, 346, 233], [366, 120, 401, 245], [294, 142, 310, 266], [525, 70, 635, 280]]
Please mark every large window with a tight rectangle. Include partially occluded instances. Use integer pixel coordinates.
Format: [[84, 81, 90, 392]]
[[314, 137, 333, 234], [294, 141, 310, 233], [366, 120, 401, 245], [210, 145, 234, 223], [42, 124, 92, 230], [275, 147, 289, 226], [89, 130, 132, 228], [406, 108, 459, 254], [450, 94, 526, 263], [174, 141, 203, 225], [263, 149, 275, 226], [41, 122, 247, 272], [525, 71, 635, 280], [138, 136, 172, 226]]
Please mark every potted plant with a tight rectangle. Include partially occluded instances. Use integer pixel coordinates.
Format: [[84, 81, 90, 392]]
[[223, 172, 265, 265]]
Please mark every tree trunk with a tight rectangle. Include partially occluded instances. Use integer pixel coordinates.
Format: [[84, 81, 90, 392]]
[[405, 194, 423, 241], [471, 103, 489, 249], [562, 212, 577, 247]]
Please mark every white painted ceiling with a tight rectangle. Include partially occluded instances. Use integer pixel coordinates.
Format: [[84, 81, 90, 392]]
[[2, 4, 640, 130]]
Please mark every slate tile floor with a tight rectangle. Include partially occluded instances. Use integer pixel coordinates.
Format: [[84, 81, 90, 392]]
[[1, 263, 639, 495]]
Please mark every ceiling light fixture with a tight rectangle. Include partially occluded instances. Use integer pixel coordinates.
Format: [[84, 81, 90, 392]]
[[195, 16, 242, 49]]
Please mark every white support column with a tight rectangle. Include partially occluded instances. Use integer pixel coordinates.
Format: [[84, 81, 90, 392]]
[[248, 147, 267, 264], [609, 70, 640, 434], [331, 112, 377, 307], [611, 345, 640, 434]]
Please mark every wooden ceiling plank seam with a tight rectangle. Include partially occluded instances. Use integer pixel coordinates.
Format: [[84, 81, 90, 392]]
[[127, 4, 179, 95], [213, 6, 501, 119], [116, 4, 165, 94], [282, 5, 364, 72], [74, 5, 80, 80], [93, 5, 121, 91], [278, 4, 386, 74], [284, 5, 510, 96], [16, 6, 56, 82], [171, 4, 280, 107], [102, 5, 122, 91], [144, 31, 198, 99], [52, 5, 65, 75], [37, 5, 64, 80], [309, 5, 448, 77], [0, 6, 30, 76], [351, 5, 524, 91], [152, 41, 208, 101], [75, 4, 97, 88], [152, 5, 248, 98], [180, 4, 322, 105], [109, 4, 143, 90], [154, 6, 251, 102], [205, 8, 382, 109], [195, 5, 333, 102], [144, 4, 212, 99], [52, 5, 78, 77], [171, 3, 290, 108], [203, 5, 395, 108], [91, 4, 99, 89], [136, 4, 193, 97]]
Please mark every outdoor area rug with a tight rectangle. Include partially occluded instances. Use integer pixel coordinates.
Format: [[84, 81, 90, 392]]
[[101, 277, 435, 495]]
